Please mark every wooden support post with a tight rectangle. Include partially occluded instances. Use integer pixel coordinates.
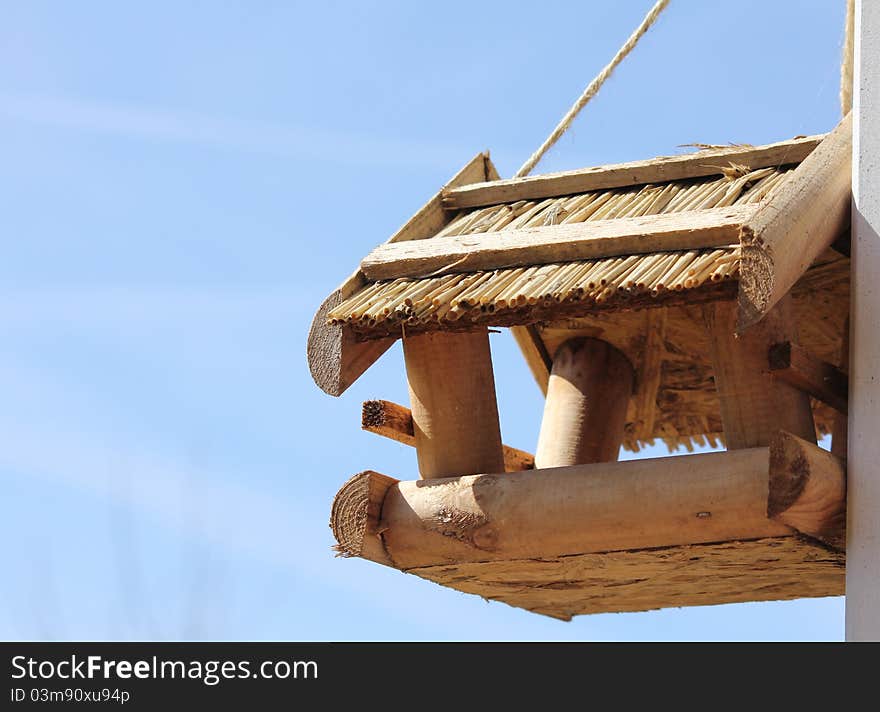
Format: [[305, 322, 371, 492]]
[[535, 338, 634, 468], [848, 0, 880, 641], [706, 297, 815, 449], [361, 399, 535, 471], [403, 328, 505, 478]]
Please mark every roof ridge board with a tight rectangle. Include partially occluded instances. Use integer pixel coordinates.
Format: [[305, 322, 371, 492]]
[[442, 133, 826, 210]]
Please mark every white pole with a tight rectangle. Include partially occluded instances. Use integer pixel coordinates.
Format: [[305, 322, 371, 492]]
[[846, 0, 880, 641]]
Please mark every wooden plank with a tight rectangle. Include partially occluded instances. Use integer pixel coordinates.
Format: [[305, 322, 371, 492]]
[[768, 430, 846, 551], [443, 134, 824, 209], [705, 298, 816, 449], [535, 338, 634, 467], [361, 399, 535, 471], [738, 114, 852, 330], [403, 329, 505, 478], [332, 448, 793, 571], [768, 341, 849, 414], [634, 308, 667, 440], [307, 152, 494, 396], [410, 537, 843, 619], [847, 0, 880, 641], [361, 205, 753, 281]]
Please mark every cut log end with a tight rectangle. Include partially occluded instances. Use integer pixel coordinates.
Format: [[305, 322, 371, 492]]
[[308, 292, 396, 397], [736, 241, 774, 332], [737, 114, 852, 333], [768, 437, 811, 518], [307, 292, 344, 395], [768, 431, 846, 550], [330, 471, 398, 565], [361, 400, 389, 430]]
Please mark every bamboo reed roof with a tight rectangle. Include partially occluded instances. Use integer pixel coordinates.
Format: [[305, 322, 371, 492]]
[[328, 167, 789, 336]]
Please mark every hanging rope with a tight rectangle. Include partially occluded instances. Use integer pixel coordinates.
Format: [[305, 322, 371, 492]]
[[515, 0, 670, 178], [841, 0, 855, 115]]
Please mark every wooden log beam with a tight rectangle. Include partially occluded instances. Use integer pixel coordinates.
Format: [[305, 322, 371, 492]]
[[768, 341, 849, 414], [360, 205, 753, 281], [361, 399, 535, 471], [738, 113, 852, 330], [535, 338, 634, 467], [442, 134, 824, 210], [307, 152, 494, 396], [705, 297, 816, 449], [331, 447, 795, 571], [403, 329, 505, 478], [768, 430, 846, 550]]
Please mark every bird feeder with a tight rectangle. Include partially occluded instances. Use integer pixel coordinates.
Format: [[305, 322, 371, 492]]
[[308, 115, 851, 620]]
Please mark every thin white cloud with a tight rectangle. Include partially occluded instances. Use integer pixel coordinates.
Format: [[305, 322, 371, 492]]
[[0, 92, 472, 168]]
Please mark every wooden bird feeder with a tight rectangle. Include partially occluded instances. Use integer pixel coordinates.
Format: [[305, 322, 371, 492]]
[[308, 114, 852, 620]]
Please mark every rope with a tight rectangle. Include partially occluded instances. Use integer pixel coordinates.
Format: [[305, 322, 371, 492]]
[[841, 0, 855, 115], [515, 0, 670, 178]]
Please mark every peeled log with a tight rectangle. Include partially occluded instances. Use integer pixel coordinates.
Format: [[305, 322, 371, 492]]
[[338, 448, 791, 570], [330, 442, 846, 618], [535, 338, 634, 467], [738, 113, 852, 330], [404, 329, 505, 478], [768, 430, 847, 550]]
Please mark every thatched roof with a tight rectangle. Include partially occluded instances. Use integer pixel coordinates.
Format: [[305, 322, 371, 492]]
[[308, 121, 851, 452], [327, 167, 790, 337]]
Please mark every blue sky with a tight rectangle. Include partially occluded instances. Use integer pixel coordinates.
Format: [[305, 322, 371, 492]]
[[0, 1, 849, 641]]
